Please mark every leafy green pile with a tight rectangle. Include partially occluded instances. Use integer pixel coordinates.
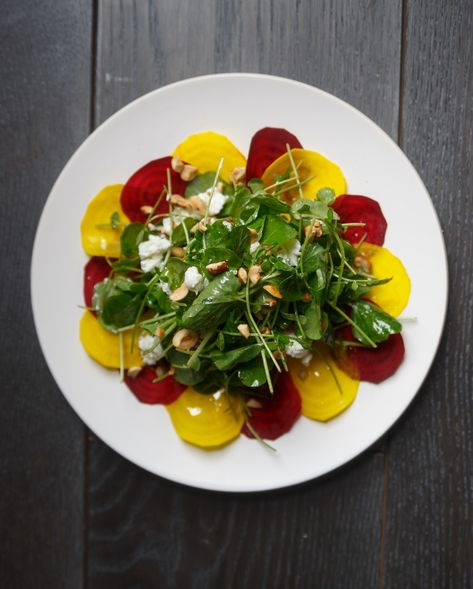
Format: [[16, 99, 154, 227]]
[[91, 170, 402, 396]]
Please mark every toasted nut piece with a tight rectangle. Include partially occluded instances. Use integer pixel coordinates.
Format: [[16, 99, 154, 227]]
[[247, 398, 263, 409], [191, 220, 208, 233], [301, 292, 312, 303], [155, 365, 165, 377], [304, 219, 323, 241], [237, 323, 251, 339], [248, 227, 259, 242], [170, 246, 185, 258], [180, 164, 198, 182], [170, 194, 192, 209], [355, 255, 371, 273], [140, 205, 153, 214], [171, 156, 185, 173], [126, 366, 142, 379], [187, 195, 207, 214], [168, 367, 175, 376], [261, 326, 272, 335], [206, 261, 228, 274], [263, 284, 283, 299], [230, 166, 246, 184], [237, 267, 248, 284], [169, 283, 189, 301], [172, 328, 199, 350], [248, 264, 262, 285], [154, 326, 165, 338], [263, 296, 277, 308]]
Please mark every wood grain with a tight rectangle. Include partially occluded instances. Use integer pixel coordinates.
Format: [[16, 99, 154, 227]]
[[87, 1, 402, 587], [87, 440, 385, 589], [383, 1, 473, 587], [0, 1, 91, 587]]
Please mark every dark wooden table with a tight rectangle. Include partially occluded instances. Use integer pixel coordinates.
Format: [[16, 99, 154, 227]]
[[1, 1, 472, 587]]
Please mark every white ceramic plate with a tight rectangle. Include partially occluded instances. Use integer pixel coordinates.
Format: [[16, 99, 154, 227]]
[[31, 74, 448, 492]]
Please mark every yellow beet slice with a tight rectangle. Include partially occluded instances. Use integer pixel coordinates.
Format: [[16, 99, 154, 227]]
[[172, 131, 246, 183], [262, 148, 346, 201], [358, 243, 411, 317], [289, 344, 359, 422], [166, 387, 244, 448], [79, 311, 143, 369], [80, 184, 129, 257]]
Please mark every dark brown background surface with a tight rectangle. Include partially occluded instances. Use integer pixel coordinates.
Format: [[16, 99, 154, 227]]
[[1, 1, 472, 588]]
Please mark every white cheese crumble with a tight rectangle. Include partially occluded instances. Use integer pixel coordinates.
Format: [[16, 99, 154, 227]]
[[277, 239, 301, 267], [285, 339, 313, 366], [197, 188, 228, 215], [138, 334, 163, 365], [159, 280, 172, 295], [161, 217, 173, 235], [222, 220, 233, 231], [184, 266, 208, 293], [138, 235, 171, 272], [249, 241, 260, 255]]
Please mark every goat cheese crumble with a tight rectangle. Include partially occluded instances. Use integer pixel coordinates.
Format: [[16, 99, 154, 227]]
[[138, 334, 163, 365], [277, 239, 301, 267], [197, 188, 228, 215], [184, 266, 208, 293], [285, 339, 313, 366], [138, 235, 171, 272]]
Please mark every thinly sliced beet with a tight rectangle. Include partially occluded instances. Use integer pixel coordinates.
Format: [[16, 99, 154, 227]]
[[242, 371, 301, 440], [331, 194, 387, 246], [246, 127, 303, 182], [125, 366, 186, 405], [83, 256, 111, 313], [334, 325, 404, 383], [120, 156, 188, 223]]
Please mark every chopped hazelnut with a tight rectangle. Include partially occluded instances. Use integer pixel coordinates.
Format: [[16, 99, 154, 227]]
[[247, 398, 263, 409], [237, 323, 251, 339], [171, 156, 185, 173], [169, 283, 189, 301], [172, 328, 199, 350], [170, 246, 185, 258], [237, 267, 248, 284], [206, 261, 229, 274], [263, 284, 283, 299], [230, 166, 246, 184], [126, 366, 142, 379], [140, 205, 153, 215], [355, 255, 371, 273], [248, 265, 262, 285], [304, 219, 323, 241], [180, 164, 198, 182]]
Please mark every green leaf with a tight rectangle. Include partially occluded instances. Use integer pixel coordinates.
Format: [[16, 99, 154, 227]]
[[165, 257, 189, 290], [260, 215, 297, 247], [110, 211, 121, 229], [171, 217, 195, 246], [121, 223, 147, 257], [181, 272, 241, 330], [351, 301, 402, 345], [193, 371, 226, 394], [303, 300, 323, 340], [316, 187, 336, 205], [238, 358, 267, 388], [101, 294, 141, 331], [245, 194, 290, 214], [210, 345, 262, 371], [301, 242, 326, 274], [202, 247, 241, 269], [184, 171, 232, 197], [248, 178, 264, 192]]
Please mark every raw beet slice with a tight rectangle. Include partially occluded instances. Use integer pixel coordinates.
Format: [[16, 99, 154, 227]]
[[84, 256, 111, 313], [246, 127, 303, 182], [121, 156, 188, 223], [125, 366, 186, 405], [242, 371, 302, 440], [333, 325, 404, 383], [331, 194, 387, 246]]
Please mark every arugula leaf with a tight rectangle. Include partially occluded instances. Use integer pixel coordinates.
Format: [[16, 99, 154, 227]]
[[351, 301, 401, 345], [260, 215, 297, 247], [101, 294, 142, 332], [202, 246, 241, 269], [316, 187, 336, 205], [303, 300, 323, 340], [210, 345, 262, 371], [165, 257, 189, 290], [300, 242, 326, 274], [237, 357, 268, 388], [121, 223, 147, 257], [181, 272, 241, 330]]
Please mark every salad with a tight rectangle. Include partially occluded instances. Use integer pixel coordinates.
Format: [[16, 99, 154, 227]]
[[80, 127, 411, 449]]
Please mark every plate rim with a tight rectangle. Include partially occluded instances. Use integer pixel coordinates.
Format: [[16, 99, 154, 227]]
[[31, 72, 449, 492]]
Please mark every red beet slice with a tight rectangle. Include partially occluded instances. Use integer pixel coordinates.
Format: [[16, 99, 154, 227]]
[[246, 127, 303, 181], [125, 366, 186, 405], [83, 256, 111, 313], [334, 325, 405, 383], [121, 156, 188, 223], [331, 194, 387, 246], [242, 371, 302, 440]]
